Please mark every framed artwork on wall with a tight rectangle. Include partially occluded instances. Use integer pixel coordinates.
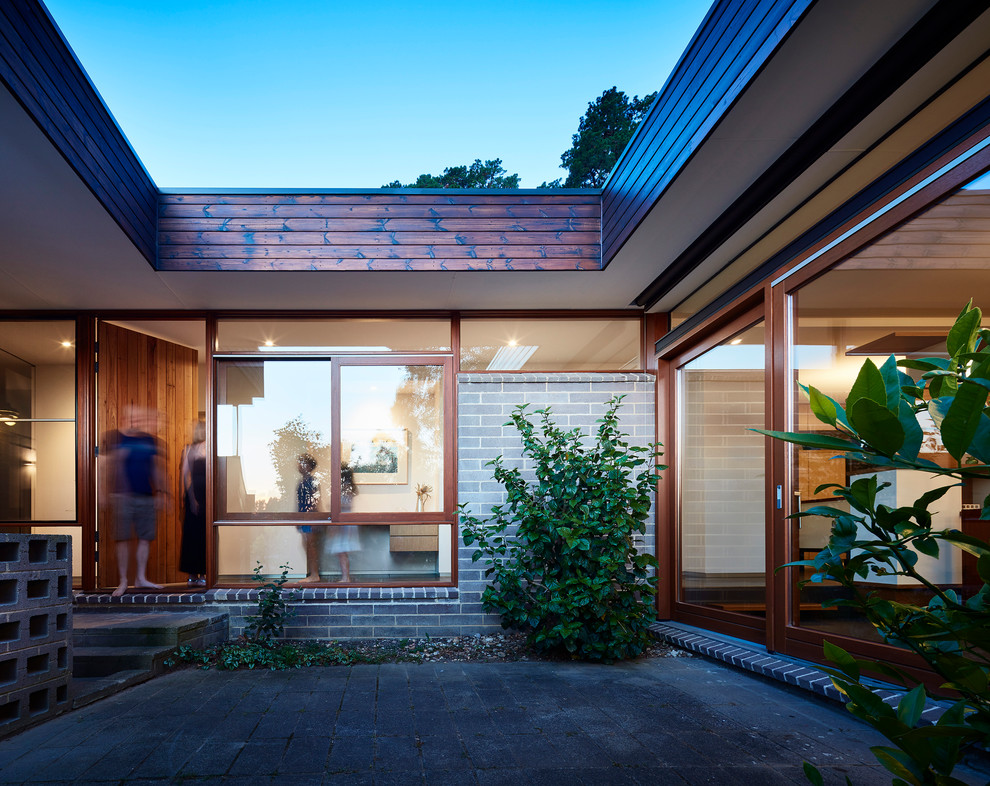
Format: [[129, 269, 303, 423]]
[[343, 428, 409, 485]]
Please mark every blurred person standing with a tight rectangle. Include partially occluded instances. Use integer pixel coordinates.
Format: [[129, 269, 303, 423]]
[[180, 419, 207, 587], [109, 405, 166, 596]]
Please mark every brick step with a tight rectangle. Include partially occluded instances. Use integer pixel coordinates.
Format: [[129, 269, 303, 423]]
[[71, 644, 175, 679], [72, 611, 228, 649]]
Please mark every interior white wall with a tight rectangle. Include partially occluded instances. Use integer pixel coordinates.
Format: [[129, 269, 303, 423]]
[[32, 364, 75, 521]]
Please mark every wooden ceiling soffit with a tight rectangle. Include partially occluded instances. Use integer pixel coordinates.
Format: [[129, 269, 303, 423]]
[[157, 193, 602, 272]]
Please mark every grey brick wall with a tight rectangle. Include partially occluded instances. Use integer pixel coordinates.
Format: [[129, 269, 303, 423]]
[[457, 372, 658, 635]]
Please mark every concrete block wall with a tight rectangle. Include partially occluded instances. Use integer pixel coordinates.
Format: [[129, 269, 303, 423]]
[[0, 535, 72, 737]]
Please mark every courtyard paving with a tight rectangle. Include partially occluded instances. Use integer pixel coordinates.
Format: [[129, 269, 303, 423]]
[[1, 655, 986, 785]]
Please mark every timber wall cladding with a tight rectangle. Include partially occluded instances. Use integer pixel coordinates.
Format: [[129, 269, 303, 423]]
[[97, 323, 198, 588], [157, 192, 602, 271]]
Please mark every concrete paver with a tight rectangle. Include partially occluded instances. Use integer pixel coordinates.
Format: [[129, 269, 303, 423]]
[[0, 655, 987, 784]]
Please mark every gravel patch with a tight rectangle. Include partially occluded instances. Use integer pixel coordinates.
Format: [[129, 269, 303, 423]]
[[334, 632, 689, 663]]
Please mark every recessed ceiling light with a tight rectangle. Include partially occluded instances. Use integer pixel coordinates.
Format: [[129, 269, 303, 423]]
[[507, 339, 518, 347], [263, 340, 275, 347]]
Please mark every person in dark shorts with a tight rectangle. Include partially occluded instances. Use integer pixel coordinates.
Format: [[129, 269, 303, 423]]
[[110, 405, 166, 596]]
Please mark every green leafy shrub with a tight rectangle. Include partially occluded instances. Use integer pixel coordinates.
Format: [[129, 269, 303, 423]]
[[244, 562, 297, 644], [460, 396, 664, 662], [759, 302, 990, 785]]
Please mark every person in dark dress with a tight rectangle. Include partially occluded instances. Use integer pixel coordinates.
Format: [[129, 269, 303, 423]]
[[180, 420, 207, 586]]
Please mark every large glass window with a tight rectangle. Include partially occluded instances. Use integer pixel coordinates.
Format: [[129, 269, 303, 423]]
[[0, 321, 76, 523], [678, 322, 766, 616], [789, 168, 990, 642], [217, 360, 333, 517], [339, 363, 444, 515], [216, 524, 452, 583], [215, 351, 450, 584], [460, 318, 641, 371]]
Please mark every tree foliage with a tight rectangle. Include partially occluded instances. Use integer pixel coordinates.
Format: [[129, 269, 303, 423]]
[[546, 87, 656, 188], [383, 158, 519, 189], [759, 301, 990, 785], [265, 415, 330, 512], [460, 396, 663, 662]]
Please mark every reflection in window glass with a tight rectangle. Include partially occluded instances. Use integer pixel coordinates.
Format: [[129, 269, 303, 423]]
[[460, 319, 640, 371], [679, 323, 765, 616], [790, 168, 990, 641], [217, 319, 451, 353], [217, 524, 452, 583], [0, 321, 76, 522], [29, 526, 82, 587], [339, 365, 443, 514], [217, 361, 332, 516]]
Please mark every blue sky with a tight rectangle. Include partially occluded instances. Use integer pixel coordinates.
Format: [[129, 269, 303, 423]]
[[45, 1, 710, 189]]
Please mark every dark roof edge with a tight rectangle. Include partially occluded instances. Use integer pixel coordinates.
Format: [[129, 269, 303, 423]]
[[600, 0, 730, 193], [633, 0, 986, 310], [34, 2, 157, 189], [158, 187, 602, 196], [600, 0, 814, 265]]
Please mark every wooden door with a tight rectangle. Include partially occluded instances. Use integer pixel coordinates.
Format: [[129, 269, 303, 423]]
[[97, 322, 198, 588]]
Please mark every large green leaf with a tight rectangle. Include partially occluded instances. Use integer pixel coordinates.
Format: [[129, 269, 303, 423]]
[[939, 529, 990, 557], [847, 358, 887, 413], [824, 640, 860, 679], [879, 355, 902, 412], [965, 413, 990, 464], [899, 357, 949, 372], [806, 385, 838, 428], [896, 401, 923, 462], [941, 380, 989, 461], [848, 398, 905, 456], [870, 747, 925, 785], [946, 304, 981, 357], [928, 396, 952, 430], [978, 554, 990, 584], [896, 684, 927, 728], [751, 429, 857, 451], [802, 762, 824, 786], [913, 484, 955, 511]]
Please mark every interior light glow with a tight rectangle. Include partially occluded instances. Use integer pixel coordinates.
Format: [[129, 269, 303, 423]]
[[507, 339, 518, 347], [263, 340, 276, 347], [60, 340, 73, 348], [487, 345, 538, 370], [729, 338, 742, 345]]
